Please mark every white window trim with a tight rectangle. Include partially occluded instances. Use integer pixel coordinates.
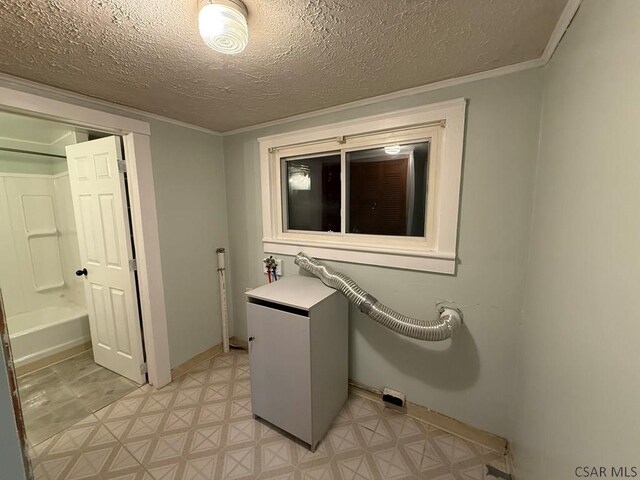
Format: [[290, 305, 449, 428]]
[[259, 98, 466, 274]]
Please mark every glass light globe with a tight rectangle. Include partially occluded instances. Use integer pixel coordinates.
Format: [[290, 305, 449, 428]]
[[199, 1, 248, 55], [384, 145, 402, 155]]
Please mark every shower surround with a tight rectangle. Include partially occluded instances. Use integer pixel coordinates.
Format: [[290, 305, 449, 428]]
[[0, 172, 89, 371]]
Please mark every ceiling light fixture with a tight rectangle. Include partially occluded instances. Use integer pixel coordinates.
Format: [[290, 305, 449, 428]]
[[198, 0, 248, 55], [384, 145, 402, 155]]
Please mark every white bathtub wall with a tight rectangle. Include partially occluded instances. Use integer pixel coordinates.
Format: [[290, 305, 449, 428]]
[[0, 171, 84, 321], [53, 174, 85, 308], [1, 174, 66, 316], [0, 178, 24, 318]]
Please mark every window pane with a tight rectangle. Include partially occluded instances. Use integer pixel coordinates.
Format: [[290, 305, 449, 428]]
[[283, 154, 341, 232], [347, 142, 428, 237]]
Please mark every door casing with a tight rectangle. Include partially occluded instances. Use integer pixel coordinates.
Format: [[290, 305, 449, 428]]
[[0, 85, 171, 388]]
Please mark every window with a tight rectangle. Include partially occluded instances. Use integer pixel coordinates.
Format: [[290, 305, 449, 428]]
[[259, 99, 466, 273], [284, 153, 341, 232], [347, 142, 428, 237]]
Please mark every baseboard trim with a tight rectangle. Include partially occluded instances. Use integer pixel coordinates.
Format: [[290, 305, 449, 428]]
[[348, 379, 509, 455], [170, 343, 224, 381], [170, 344, 508, 454], [170, 338, 249, 381], [15, 341, 92, 378]]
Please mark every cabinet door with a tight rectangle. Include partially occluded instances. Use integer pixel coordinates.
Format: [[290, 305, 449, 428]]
[[247, 302, 311, 443]]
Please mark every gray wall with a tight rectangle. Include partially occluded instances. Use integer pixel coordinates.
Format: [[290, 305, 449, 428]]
[[512, 1, 640, 477], [223, 69, 544, 437], [0, 346, 25, 480], [149, 120, 229, 368]]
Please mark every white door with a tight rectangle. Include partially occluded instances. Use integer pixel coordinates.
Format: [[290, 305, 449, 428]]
[[65, 136, 146, 384]]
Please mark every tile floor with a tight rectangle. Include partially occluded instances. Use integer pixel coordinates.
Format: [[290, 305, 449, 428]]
[[18, 350, 139, 445], [30, 349, 512, 479]]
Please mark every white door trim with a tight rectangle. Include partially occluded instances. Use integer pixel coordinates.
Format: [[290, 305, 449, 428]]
[[0, 87, 172, 387], [122, 133, 171, 387]]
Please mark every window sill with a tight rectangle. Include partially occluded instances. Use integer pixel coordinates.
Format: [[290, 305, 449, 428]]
[[263, 238, 456, 274]]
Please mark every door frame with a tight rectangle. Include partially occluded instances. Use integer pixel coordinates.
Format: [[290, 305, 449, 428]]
[[0, 85, 172, 388]]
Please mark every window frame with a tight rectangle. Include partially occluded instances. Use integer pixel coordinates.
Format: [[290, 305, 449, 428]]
[[277, 129, 438, 245], [259, 98, 466, 274]]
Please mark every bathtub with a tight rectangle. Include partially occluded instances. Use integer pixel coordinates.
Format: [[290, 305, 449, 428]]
[[8, 304, 91, 369]]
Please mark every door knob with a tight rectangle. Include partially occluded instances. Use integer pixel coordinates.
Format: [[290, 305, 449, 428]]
[[75, 268, 88, 277]]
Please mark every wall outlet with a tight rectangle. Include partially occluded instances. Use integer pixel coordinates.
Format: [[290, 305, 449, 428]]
[[262, 257, 282, 276]]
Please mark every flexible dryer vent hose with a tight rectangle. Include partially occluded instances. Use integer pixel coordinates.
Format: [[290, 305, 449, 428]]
[[294, 253, 463, 341]]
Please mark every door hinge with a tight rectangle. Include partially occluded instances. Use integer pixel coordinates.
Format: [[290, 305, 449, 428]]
[[118, 159, 127, 173], [140, 362, 148, 375], [129, 259, 137, 271]]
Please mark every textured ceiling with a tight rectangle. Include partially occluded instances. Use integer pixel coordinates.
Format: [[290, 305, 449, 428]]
[[0, 0, 567, 132]]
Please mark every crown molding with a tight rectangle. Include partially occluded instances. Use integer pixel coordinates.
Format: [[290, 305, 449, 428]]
[[541, 0, 582, 64], [222, 0, 582, 136], [222, 58, 544, 136], [0, 0, 581, 138], [0, 72, 222, 136]]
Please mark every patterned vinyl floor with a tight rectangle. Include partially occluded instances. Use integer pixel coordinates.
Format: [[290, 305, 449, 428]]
[[30, 349, 511, 480], [19, 350, 139, 446]]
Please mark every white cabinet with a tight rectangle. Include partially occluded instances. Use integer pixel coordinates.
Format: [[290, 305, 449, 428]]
[[246, 275, 348, 450]]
